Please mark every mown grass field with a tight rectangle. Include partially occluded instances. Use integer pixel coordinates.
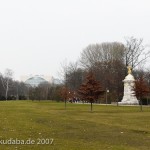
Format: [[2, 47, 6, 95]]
[[0, 100, 150, 150]]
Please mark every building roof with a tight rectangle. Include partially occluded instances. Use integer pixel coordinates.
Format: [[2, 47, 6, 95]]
[[25, 75, 49, 87]]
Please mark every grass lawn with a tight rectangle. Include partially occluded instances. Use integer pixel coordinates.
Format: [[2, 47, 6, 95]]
[[0, 100, 150, 150]]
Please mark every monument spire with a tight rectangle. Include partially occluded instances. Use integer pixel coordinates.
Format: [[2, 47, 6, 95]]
[[127, 66, 132, 74]]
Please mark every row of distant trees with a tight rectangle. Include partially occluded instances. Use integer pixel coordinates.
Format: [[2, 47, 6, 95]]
[[0, 69, 63, 101], [0, 37, 150, 103], [0, 69, 30, 100]]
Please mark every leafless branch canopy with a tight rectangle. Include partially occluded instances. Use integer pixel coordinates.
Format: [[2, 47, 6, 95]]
[[125, 37, 150, 68]]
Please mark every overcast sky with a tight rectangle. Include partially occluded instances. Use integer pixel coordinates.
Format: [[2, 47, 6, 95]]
[[0, 0, 150, 80]]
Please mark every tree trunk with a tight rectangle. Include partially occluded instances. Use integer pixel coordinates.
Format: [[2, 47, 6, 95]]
[[65, 99, 67, 109], [90, 102, 93, 112], [140, 99, 143, 111]]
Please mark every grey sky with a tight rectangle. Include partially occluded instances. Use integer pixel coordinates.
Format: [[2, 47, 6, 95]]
[[0, 0, 150, 80]]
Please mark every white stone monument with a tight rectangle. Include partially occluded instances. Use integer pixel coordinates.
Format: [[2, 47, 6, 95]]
[[119, 66, 139, 105]]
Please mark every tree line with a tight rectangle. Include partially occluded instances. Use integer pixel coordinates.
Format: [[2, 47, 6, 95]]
[[0, 69, 63, 101], [0, 37, 150, 103], [61, 37, 150, 104]]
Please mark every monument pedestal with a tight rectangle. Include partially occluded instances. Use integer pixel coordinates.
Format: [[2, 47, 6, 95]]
[[119, 69, 139, 105]]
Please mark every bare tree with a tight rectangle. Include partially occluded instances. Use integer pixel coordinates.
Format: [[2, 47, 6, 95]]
[[79, 42, 125, 102], [59, 59, 70, 108], [80, 42, 125, 69], [125, 37, 150, 68], [66, 62, 84, 92], [0, 69, 13, 100]]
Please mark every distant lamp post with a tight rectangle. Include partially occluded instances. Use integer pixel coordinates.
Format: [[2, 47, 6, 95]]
[[106, 88, 109, 105]]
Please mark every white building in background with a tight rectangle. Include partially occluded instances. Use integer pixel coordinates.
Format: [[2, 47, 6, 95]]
[[20, 75, 53, 87]]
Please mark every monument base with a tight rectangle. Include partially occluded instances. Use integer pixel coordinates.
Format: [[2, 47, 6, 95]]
[[118, 101, 139, 105], [119, 98, 139, 105]]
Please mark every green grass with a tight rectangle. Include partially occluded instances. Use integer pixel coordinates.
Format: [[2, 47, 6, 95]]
[[0, 101, 150, 150]]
